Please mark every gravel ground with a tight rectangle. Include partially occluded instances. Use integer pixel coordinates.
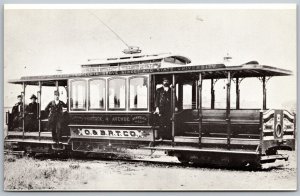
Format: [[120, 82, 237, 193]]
[[3, 150, 297, 191]]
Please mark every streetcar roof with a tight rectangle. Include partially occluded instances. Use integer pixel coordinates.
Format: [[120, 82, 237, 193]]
[[8, 62, 292, 85]]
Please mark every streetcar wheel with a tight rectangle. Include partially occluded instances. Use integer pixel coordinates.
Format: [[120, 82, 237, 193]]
[[246, 161, 262, 170], [177, 156, 190, 164], [175, 153, 190, 164]]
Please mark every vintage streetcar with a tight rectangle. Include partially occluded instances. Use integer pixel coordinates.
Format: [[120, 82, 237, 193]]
[[5, 53, 296, 168]]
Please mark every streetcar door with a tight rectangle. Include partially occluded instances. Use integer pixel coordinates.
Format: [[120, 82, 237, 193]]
[[152, 74, 197, 140]]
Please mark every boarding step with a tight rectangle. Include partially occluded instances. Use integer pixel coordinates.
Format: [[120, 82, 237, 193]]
[[174, 136, 260, 145], [142, 145, 258, 155], [4, 138, 69, 145]]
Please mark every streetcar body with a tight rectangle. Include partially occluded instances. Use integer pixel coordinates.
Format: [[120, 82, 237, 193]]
[[5, 53, 296, 168]]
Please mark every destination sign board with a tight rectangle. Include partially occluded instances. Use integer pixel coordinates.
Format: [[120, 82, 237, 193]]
[[18, 64, 226, 81], [69, 114, 150, 125], [81, 62, 162, 73]]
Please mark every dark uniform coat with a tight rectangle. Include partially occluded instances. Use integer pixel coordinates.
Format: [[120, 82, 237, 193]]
[[155, 87, 173, 139], [25, 102, 39, 132], [155, 87, 172, 115], [12, 102, 24, 129], [45, 100, 67, 142]]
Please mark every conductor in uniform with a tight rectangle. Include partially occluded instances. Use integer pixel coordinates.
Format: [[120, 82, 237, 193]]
[[25, 94, 39, 132], [12, 95, 24, 130], [154, 77, 177, 140], [45, 90, 67, 144]]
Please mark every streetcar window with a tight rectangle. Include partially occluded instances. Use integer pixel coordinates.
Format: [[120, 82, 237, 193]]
[[129, 77, 148, 110], [70, 80, 87, 111], [88, 79, 106, 110], [108, 78, 126, 110]]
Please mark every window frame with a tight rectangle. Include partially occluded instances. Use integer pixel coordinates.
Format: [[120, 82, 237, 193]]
[[107, 77, 127, 111], [69, 79, 87, 111], [128, 75, 149, 111], [88, 78, 106, 111]]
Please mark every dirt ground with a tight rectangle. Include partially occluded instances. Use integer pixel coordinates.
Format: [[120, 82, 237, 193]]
[[3, 150, 297, 191]]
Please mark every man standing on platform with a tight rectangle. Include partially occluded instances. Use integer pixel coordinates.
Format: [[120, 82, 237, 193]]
[[45, 90, 67, 144], [154, 77, 177, 140], [25, 94, 39, 132], [12, 95, 24, 131]]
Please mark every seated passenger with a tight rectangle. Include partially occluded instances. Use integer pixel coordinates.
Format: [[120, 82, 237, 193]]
[[25, 94, 39, 132], [12, 95, 24, 131]]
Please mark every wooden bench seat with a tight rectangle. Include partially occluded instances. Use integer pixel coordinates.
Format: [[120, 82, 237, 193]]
[[175, 109, 261, 138]]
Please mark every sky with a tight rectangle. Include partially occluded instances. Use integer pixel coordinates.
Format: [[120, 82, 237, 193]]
[[4, 5, 297, 111]]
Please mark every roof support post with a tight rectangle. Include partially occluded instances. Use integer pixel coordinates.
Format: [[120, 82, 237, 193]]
[[38, 81, 42, 140], [171, 74, 176, 146], [150, 75, 156, 143], [22, 82, 26, 139], [226, 72, 231, 149], [262, 76, 267, 110], [236, 77, 240, 109], [55, 81, 59, 93], [178, 83, 183, 111], [293, 113, 296, 140], [259, 110, 263, 155], [211, 79, 215, 109], [198, 73, 203, 147]]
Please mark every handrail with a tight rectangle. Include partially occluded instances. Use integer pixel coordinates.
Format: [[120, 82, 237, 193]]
[[6, 111, 9, 125], [259, 110, 263, 154]]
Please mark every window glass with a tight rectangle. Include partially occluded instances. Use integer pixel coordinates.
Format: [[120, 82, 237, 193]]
[[108, 78, 126, 109], [129, 77, 148, 109], [89, 79, 105, 110], [70, 80, 86, 110]]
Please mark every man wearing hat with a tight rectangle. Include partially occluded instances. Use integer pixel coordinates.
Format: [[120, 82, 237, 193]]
[[154, 77, 177, 140], [25, 94, 39, 132], [45, 90, 67, 144], [12, 95, 24, 130]]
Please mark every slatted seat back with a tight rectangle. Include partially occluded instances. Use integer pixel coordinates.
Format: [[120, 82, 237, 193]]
[[175, 109, 261, 138]]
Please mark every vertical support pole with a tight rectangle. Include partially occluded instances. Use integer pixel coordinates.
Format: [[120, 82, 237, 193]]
[[171, 74, 176, 145], [195, 80, 199, 110], [149, 75, 153, 112], [259, 111, 263, 154], [178, 83, 183, 110], [151, 75, 156, 143], [293, 113, 296, 140], [56, 81, 59, 93], [38, 81, 42, 140], [226, 72, 231, 149], [22, 83, 26, 139], [198, 73, 203, 147], [211, 79, 215, 109], [262, 76, 266, 110], [236, 77, 240, 109]]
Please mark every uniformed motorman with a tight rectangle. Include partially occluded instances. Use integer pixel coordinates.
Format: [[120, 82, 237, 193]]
[[154, 77, 177, 140], [25, 94, 39, 132], [45, 90, 67, 144], [12, 95, 24, 131]]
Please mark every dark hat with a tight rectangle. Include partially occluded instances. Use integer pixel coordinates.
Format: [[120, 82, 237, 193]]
[[54, 90, 60, 96], [30, 94, 37, 99], [162, 77, 170, 81], [17, 95, 22, 98]]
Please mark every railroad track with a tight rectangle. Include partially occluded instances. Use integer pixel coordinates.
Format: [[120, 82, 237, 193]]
[[4, 150, 275, 171]]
